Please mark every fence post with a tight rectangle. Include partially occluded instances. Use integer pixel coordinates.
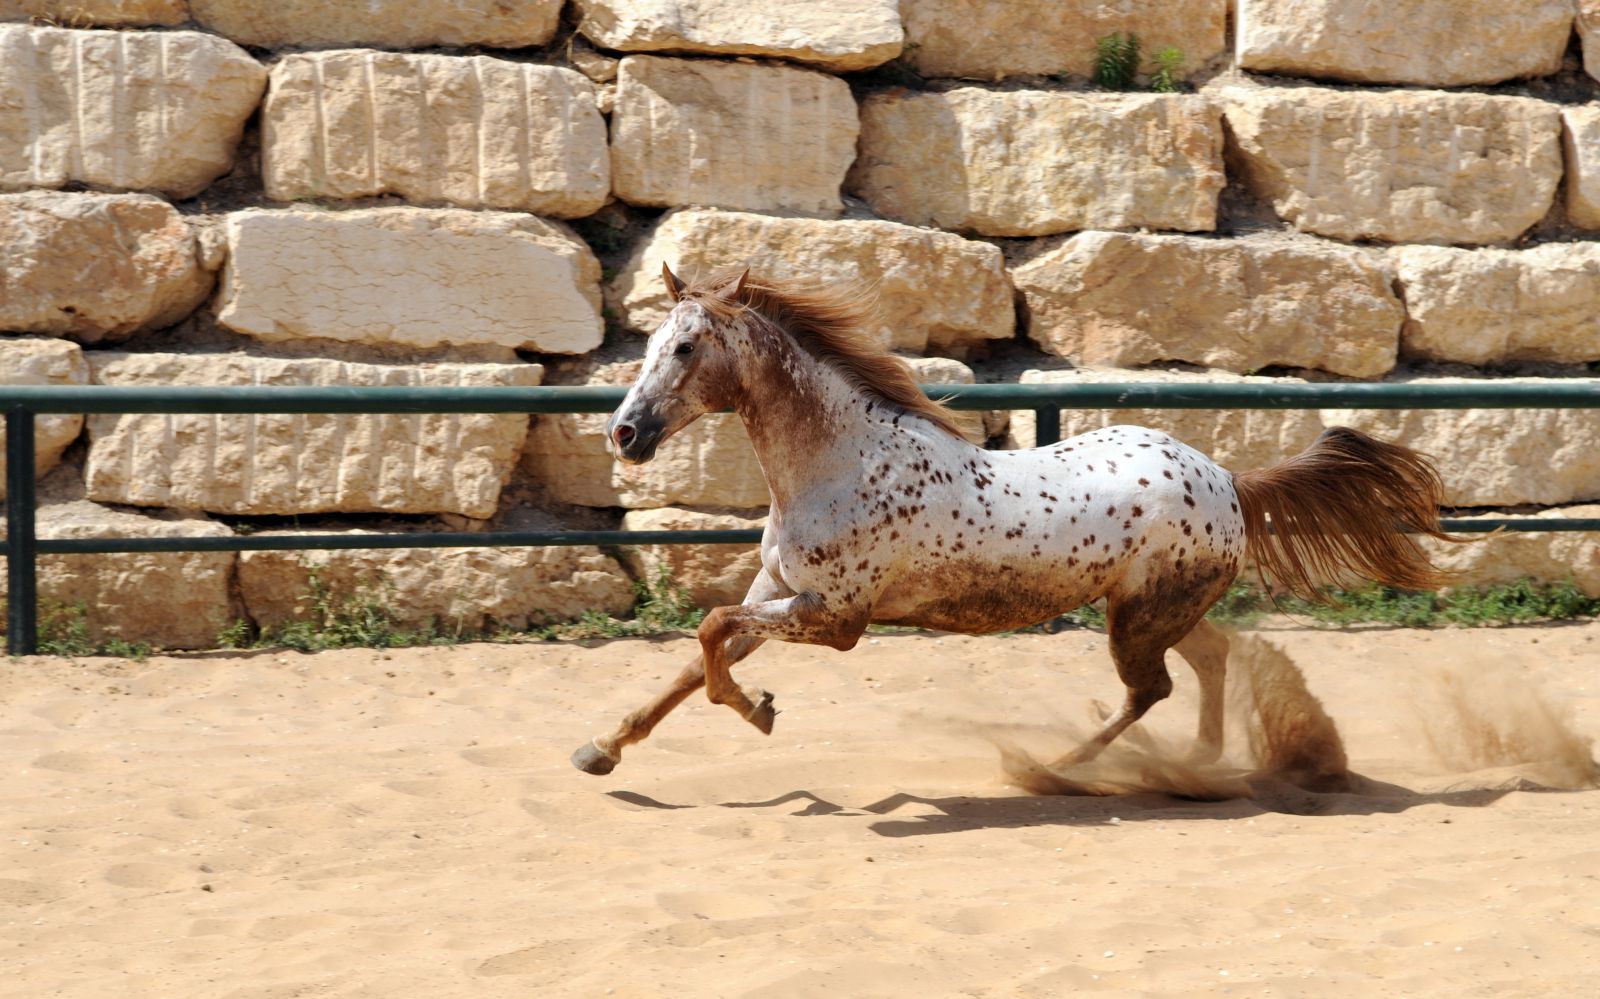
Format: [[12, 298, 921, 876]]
[[5, 407, 38, 656], [1034, 405, 1060, 446]]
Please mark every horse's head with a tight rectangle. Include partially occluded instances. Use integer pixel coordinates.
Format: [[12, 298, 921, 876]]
[[606, 263, 748, 465]]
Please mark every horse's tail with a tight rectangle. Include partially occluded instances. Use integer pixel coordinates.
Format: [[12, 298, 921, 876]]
[[1231, 427, 1459, 601]]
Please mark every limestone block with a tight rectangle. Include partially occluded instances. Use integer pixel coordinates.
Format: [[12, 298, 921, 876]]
[[575, 0, 901, 72], [0, 501, 237, 650], [0, 25, 266, 198], [610, 56, 858, 217], [1007, 368, 1326, 474], [522, 362, 769, 509], [1393, 244, 1600, 366], [0, 1, 186, 26], [238, 535, 634, 632], [618, 507, 767, 608], [1236, 0, 1571, 86], [84, 353, 544, 519], [189, 0, 560, 49], [1218, 86, 1562, 245], [0, 192, 213, 343], [850, 90, 1224, 237], [263, 53, 608, 219], [1421, 506, 1600, 597], [1563, 106, 1600, 231], [1325, 380, 1600, 506], [609, 209, 1014, 356], [215, 208, 603, 354], [903, 0, 1225, 82], [1573, 2, 1600, 84], [1015, 232, 1401, 378], [0, 338, 87, 498]]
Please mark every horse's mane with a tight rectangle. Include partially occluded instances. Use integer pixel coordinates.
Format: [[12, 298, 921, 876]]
[[683, 271, 964, 439]]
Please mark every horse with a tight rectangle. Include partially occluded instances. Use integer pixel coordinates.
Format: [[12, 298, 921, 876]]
[[570, 264, 1454, 778]]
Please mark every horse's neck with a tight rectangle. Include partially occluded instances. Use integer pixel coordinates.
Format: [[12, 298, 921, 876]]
[[732, 330, 888, 510]]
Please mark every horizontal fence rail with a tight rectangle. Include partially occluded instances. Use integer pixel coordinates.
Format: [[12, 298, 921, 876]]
[[5, 380, 1600, 655], [3, 381, 1600, 414]]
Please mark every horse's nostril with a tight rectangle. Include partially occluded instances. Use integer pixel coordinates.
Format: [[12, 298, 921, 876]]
[[613, 423, 637, 448]]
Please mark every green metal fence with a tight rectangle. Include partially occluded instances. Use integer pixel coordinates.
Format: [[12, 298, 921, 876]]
[[5, 380, 1600, 655]]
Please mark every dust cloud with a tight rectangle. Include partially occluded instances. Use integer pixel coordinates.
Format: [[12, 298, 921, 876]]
[[990, 631, 1597, 800], [1409, 664, 1598, 791]]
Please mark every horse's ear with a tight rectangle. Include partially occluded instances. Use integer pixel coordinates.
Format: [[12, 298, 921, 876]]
[[662, 262, 687, 303], [711, 267, 749, 303]]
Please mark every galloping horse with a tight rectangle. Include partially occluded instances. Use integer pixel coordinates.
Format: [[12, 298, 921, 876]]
[[570, 266, 1453, 777]]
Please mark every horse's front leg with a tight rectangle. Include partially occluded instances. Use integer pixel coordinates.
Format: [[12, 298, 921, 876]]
[[697, 591, 868, 734], [571, 568, 791, 775]]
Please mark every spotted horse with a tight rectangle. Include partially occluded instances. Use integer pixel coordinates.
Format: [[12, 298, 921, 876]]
[[571, 265, 1455, 776]]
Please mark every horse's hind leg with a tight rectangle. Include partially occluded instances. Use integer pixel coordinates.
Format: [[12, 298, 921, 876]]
[[1174, 619, 1228, 764], [1054, 563, 1232, 768]]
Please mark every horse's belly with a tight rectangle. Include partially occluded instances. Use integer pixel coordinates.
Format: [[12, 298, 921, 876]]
[[872, 560, 1101, 634]]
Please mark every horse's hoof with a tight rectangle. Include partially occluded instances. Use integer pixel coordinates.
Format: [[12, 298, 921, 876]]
[[571, 740, 618, 775], [745, 690, 778, 735]]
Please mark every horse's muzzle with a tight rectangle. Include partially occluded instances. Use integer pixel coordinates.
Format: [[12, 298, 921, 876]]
[[606, 410, 664, 465]]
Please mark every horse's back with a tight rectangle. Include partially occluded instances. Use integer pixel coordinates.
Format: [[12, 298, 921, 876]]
[[1037, 424, 1247, 601], [867, 424, 1246, 633]]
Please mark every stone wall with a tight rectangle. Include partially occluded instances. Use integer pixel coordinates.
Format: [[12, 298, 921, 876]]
[[4, 1, 1600, 647]]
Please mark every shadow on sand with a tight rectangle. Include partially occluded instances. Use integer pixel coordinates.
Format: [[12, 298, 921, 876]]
[[609, 772, 1585, 838]]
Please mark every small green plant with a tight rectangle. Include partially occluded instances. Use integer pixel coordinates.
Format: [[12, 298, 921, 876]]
[[99, 638, 152, 662], [633, 564, 706, 632], [533, 565, 705, 641], [1200, 577, 1600, 629], [216, 618, 256, 650], [1053, 603, 1107, 631], [244, 563, 459, 652], [23, 601, 151, 658], [1092, 32, 1141, 91], [1150, 46, 1185, 93], [1437, 577, 1598, 627], [1090, 35, 1186, 93], [37, 601, 96, 657]]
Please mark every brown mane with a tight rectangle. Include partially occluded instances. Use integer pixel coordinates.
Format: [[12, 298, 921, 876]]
[[683, 271, 964, 440]]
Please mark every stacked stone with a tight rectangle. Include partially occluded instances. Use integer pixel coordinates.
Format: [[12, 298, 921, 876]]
[[2, 0, 1598, 647]]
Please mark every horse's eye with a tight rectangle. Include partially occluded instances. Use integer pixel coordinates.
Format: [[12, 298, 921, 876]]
[[674, 341, 694, 356]]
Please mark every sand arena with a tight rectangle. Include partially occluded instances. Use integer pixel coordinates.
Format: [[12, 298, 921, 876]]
[[3, 622, 1598, 997]]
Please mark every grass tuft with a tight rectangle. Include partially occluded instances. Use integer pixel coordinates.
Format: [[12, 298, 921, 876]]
[[220, 563, 464, 652], [0, 600, 153, 659], [1150, 46, 1185, 93], [1198, 578, 1600, 630], [533, 565, 705, 641], [1092, 32, 1141, 90]]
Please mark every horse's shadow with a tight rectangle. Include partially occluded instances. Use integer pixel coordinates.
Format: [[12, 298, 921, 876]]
[[608, 772, 1585, 838]]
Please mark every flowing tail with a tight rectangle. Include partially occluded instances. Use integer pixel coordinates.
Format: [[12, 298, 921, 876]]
[[1232, 427, 1460, 601]]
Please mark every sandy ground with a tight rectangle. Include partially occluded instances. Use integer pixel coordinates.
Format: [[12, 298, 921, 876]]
[[3, 622, 1599, 998]]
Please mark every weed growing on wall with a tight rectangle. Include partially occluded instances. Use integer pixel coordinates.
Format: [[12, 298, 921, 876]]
[[0, 599, 152, 659], [210, 563, 707, 651], [1092, 32, 1141, 90], [1091, 34, 1187, 93], [1201, 578, 1600, 629], [218, 564, 461, 652], [1150, 46, 1185, 93], [999, 578, 1600, 634], [533, 565, 705, 641]]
